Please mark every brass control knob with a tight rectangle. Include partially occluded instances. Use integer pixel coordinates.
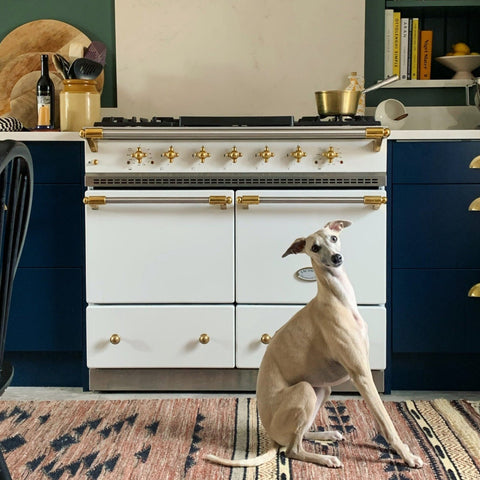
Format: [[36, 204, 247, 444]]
[[256, 146, 275, 163], [193, 146, 211, 163], [260, 333, 271, 345], [199, 333, 210, 344], [289, 145, 307, 163], [110, 334, 121, 345], [225, 146, 242, 163], [131, 147, 147, 164], [322, 146, 339, 164], [162, 146, 179, 163]]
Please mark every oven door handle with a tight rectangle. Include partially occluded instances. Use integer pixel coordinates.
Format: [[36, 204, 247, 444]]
[[83, 195, 233, 209], [237, 195, 387, 209]]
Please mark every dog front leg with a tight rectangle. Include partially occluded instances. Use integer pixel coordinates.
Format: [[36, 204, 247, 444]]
[[351, 372, 423, 468]]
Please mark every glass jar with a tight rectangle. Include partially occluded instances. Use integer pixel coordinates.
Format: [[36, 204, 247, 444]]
[[60, 79, 101, 132]]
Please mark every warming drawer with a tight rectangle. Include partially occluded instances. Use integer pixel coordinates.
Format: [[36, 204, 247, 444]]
[[87, 305, 235, 368], [236, 305, 386, 369]]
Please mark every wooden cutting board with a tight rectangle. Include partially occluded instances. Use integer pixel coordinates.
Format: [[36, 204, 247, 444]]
[[0, 19, 104, 126]]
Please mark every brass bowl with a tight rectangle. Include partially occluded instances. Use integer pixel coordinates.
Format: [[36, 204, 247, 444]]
[[315, 90, 362, 117]]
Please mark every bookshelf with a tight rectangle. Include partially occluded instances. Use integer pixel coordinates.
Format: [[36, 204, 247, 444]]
[[365, 0, 480, 106]]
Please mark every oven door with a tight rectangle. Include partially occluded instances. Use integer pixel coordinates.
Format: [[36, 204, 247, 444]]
[[235, 189, 386, 305], [85, 190, 234, 303]]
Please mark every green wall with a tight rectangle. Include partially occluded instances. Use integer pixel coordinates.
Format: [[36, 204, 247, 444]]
[[0, 0, 116, 107]]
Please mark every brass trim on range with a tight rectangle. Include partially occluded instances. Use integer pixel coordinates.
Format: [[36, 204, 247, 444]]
[[79, 127, 103, 153], [468, 197, 480, 211], [83, 195, 232, 209], [470, 156, 480, 169], [468, 283, 480, 297], [236, 195, 387, 209], [365, 127, 390, 152]]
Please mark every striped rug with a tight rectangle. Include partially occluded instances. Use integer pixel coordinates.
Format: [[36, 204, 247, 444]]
[[0, 397, 479, 479]]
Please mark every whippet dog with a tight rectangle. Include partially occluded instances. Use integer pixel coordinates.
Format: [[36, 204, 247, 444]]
[[206, 220, 423, 469]]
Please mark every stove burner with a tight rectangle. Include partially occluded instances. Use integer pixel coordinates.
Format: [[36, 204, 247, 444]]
[[295, 116, 380, 126], [179, 116, 294, 127]]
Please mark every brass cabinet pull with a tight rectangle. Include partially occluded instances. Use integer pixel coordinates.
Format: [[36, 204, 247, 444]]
[[469, 198, 480, 211], [199, 334, 210, 344], [470, 156, 480, 169], [260, 334, 271, 345], [110, 334, 121, 345], [468, 284, 480, 297]]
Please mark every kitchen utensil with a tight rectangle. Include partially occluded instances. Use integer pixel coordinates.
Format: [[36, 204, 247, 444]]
[[70, 58, 103, 80], [374, 98, 407, 129], [53, 54, 70, 79], [435, 55, 480, 80], [85, 41, 107, 66], [315, 75, 399, 117]]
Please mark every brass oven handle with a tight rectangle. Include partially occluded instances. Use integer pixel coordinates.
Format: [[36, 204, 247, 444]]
[[237, 195, 387, 208], [468, 284, 480, 297], [84, 195, 232, 209]]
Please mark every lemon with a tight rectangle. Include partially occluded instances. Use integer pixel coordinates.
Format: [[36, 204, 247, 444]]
[[452, 42, 470, 54]]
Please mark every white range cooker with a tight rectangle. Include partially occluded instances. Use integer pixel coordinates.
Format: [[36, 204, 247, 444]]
[[82, 116, 389, 391]]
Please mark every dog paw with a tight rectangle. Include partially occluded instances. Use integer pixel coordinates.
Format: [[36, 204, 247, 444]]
[[324, 455, 343, 468], [304, 430, 344, 442], [406, 454, 424, 469]]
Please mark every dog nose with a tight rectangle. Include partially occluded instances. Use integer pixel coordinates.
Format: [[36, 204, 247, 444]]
[[331, 254, 343, 266]]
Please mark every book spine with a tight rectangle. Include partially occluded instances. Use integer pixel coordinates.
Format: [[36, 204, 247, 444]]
[[400, 17, 410, 80], [419, 30, 433, 80], [384, 9, 394, 78], [392, 11, 401, 76], [410, 18, 419, 80]]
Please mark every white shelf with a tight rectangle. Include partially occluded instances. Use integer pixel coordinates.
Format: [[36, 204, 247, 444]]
[[384, 79, 474, 88]]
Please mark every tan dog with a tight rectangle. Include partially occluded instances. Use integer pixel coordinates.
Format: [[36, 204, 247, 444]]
[[206, 220, 423, 469]]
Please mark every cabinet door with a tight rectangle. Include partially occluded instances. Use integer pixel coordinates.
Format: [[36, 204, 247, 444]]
[[87, 305, 234, 368], [392, 184, 480, 269], [236, 305, 386, 369], [392, 269, 480, 354]]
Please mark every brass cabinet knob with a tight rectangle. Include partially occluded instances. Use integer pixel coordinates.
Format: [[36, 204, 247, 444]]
[[469, 198, 480, 211], [289, 145, 307, 163], [199, 333, 210, 344], [256, 146, 274, 163], [162, 146, 179, 163], [468, 283, 480, 297], [260, 333, 271, 345], [193, 146, 211, 163], [470, 155, 480, 169], [110, 334, 121, 345], [322, 146, 339, 163], [131, 147, 147, 164], [225, 146, 242, 163]]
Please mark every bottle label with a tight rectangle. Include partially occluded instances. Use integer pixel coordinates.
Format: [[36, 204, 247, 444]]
[[37, 96, 52, 126]]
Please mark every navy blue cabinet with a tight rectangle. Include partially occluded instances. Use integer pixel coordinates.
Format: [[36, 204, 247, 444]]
[[389, 140, 480, 390], [5, 141, 85, 387]]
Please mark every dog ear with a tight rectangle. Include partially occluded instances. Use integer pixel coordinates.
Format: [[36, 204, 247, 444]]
[[324, 220, 352, 233], [282, 238, 306, 257]]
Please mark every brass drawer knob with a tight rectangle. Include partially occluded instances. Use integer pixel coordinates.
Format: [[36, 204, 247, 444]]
[[199, 333, 210, 344], [110, 334, 121, 345], [469, 155, 480, 169], [468, 198, 480, 211], [468, 283, 480, 297], [260, 333, 271, 345]]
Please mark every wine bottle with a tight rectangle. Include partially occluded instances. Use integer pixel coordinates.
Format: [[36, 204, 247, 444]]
[[36, 54, 55, 129]]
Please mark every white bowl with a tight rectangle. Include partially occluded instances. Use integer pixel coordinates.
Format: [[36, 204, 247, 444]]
[[375, 99, 407, 129], [435, 55, 480, 79]]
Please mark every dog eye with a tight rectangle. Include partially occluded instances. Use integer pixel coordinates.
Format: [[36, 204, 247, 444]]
[[330, 235, 338, 243], [311, 244, 321, 253]]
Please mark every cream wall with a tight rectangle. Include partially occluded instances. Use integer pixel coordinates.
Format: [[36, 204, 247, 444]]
[[110, 0, 365, 118]]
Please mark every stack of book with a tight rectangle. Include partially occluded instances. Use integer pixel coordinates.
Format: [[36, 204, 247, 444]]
[[385, 9, 433, 80]]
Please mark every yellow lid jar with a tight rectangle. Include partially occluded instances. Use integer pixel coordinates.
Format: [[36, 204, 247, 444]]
[[60, 79, 101, 132]]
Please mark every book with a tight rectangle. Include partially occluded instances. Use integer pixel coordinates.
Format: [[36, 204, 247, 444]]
[[392, 11, 401, 76], [384, 9, 394, 78], [410, 18, 420, 79], [400, 17, 410, 80], [419, 30, 433, 80]]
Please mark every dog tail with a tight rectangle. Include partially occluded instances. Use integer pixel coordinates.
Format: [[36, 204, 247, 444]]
[[204, 446, 278, 467]]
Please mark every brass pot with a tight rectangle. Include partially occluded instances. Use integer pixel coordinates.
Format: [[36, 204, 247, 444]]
[[315, 75, 399, 117]]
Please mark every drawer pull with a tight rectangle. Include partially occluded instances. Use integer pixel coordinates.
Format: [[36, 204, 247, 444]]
[[470, 156, 480, 169], [199, 333, 210, 344], [468, 284, 480, 297], [260, 334, 271, 345], [468, 198, 480, 211], [110, 334, 121, 345]]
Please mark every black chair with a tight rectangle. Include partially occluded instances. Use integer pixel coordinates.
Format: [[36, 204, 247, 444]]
[[0, 140, 34, 480]]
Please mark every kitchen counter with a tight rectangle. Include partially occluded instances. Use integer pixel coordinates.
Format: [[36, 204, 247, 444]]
[[389, 130, 480, 140], [0, 131, 81, 141]]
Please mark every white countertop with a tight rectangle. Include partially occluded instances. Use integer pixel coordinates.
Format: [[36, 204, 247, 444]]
[[0, 131, 82, 142], [389, 129, 480, 140]]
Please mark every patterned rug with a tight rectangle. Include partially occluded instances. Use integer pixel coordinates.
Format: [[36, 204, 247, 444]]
[[0, 397, 479, 479]]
